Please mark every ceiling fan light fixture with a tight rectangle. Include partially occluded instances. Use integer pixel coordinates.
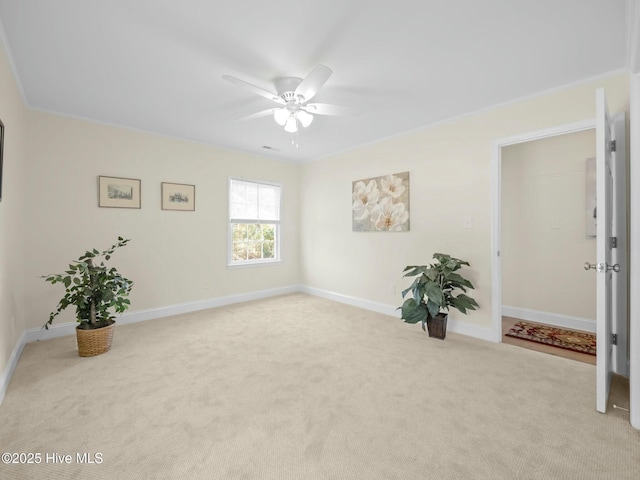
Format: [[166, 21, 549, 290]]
[[274, 108, 289, 126], [284, 117, 298, 133], [297, 110, 313, 128]]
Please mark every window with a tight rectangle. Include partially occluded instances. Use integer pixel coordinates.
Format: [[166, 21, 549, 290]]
[[228, 178, 281, 265]]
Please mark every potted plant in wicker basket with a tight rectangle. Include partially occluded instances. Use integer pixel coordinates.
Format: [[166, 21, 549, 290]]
[[42, 237, 133, 357], [399, 253, 478, 339]]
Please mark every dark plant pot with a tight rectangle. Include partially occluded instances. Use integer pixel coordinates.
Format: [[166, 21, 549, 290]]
[[426, 313, 448, 340]]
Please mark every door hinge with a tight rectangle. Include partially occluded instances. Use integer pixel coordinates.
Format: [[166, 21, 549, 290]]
[[610, 237, 617, 248], [612, 333, 617, 346], [610, 140, 616, 152]]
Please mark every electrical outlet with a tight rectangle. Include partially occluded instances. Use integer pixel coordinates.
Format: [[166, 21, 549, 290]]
[[388, 283, 396, 295]]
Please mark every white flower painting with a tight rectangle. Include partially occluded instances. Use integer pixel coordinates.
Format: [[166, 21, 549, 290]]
[[352, 172, 410, 231]]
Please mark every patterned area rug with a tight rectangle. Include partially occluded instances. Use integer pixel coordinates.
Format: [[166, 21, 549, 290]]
[[505, 321, 596, 356]]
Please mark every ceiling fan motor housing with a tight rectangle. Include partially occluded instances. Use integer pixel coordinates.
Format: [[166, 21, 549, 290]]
[[276, 77, 303, 102]]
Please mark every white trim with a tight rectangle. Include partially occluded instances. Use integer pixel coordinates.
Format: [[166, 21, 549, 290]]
[[0, 331, 26, 405], [629, 73, 640, 429], [226, 259, 283, 269], [491, 119, 597, 343], [493, 118, 596, 147], [490, 135, 503, 343], [300, 286, 494, 342], [611, 112, 629, 377], [502, 306, 595, 333], [300, 285, 398, 317], [24, 285, 301, 344]]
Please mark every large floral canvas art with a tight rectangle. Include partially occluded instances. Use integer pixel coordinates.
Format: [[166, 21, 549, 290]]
[[352, 172, 410, 231]]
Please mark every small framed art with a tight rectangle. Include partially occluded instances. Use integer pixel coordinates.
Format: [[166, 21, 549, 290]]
[[98, 176, 141, 209], [162, 182, 195, 211]]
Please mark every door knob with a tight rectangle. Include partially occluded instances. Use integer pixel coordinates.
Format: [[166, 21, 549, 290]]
[[584, 262, 620, 273]]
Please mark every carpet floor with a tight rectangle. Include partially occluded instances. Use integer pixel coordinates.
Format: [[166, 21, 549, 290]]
[[0, 293, 638, 479]]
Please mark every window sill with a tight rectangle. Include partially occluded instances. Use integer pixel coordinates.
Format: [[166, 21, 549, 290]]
[[227, 260, 283, 269]]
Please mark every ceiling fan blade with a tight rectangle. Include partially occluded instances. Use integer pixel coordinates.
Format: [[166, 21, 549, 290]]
[[295, 64, 332, 102], [305, 103, 358, 116], [222, 75, 284, 104], [236, 108, 280, 121]]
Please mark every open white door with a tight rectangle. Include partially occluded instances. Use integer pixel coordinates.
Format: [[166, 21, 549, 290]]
[[595, 88, 617, 413]]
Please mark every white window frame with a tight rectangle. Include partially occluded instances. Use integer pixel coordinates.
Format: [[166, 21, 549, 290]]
[[228, 177, 282, 267]]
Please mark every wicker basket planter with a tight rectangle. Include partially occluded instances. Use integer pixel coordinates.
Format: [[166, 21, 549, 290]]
[[42, 237, 132, 356], [76, 322, 115, 357]]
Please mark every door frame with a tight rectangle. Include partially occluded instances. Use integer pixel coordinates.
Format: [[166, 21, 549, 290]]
[[629, 73, 640, 430], [490, 119, 596, 343]]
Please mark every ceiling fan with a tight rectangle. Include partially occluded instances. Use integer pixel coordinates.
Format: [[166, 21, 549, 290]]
[[222, 65, 354, 133]]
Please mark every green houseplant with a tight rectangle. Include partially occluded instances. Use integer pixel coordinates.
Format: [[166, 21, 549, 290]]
[[399, 253, 478, 339], [43, 237, 134, 356]]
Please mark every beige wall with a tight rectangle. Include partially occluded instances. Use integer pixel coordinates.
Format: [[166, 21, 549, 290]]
[[24, 111, 300, 329], [300, 73, 629, 330], [502, 130, 596, 320], [0, 32, 630, 374], [0, 40, 27, 375]]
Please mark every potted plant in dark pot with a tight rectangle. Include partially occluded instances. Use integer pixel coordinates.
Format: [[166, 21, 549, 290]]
[[399, 253, 478, 339], [42, 237, 134, 357]]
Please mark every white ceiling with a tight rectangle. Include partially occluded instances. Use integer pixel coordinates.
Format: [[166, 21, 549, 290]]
[[0, 0, 633, 162]]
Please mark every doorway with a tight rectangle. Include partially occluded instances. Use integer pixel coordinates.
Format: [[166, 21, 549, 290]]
[[500, 129, 597, 363], [491, 119, 596, 341], [491, 117, 628, 371]]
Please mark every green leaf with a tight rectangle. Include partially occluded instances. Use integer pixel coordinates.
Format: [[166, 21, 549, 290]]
[[400, 285, 412, 299], [424, 282, 444, 307], [402, 266, 427, 277], [449, 294, 479, 314], [446, 272, 474, 290], [426, 299, 441, 318], [399, 298, 427, 324]]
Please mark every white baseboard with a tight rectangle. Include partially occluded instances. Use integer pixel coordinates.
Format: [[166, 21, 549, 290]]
[[446, 318, 495, 342], [24, 284, 301, 343], [300, 286, 494, 342], [0, 331, 26, 405], [300, 285, 399, 317], [502, 305, 596, 333]]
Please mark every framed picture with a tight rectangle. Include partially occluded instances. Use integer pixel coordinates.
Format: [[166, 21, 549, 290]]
[[0, 118, 4, 202], [352, 171, 410, 231], [162, 182, 195, 211], [98, 176, 141, 209]]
